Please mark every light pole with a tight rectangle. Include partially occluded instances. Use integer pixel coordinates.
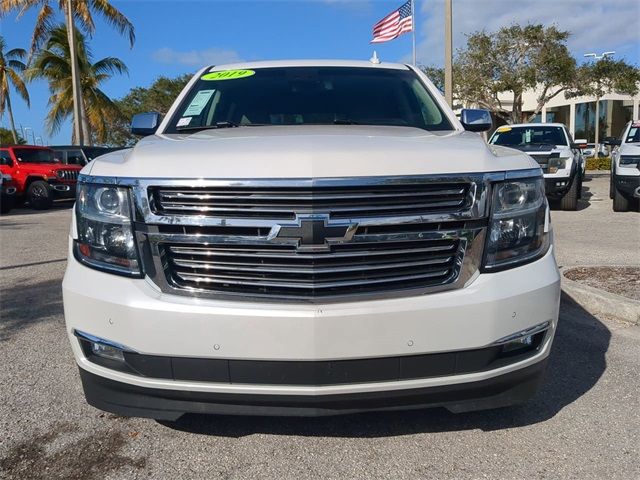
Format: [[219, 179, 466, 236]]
[[583, 51, 615, 149], [23, 126, 35, 145]]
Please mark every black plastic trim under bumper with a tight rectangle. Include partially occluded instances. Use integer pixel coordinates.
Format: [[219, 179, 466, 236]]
[[544, 175, 575, 198], [78, 358, 548, 419], [613, 174, 640, 199]]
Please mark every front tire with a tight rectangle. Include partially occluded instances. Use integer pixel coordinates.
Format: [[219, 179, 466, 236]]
[[560, 177, 579, 211], [612, 187, 630, 212], [27, 180, 53, 210]]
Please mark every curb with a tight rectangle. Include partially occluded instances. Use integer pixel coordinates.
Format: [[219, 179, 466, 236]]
[[561, 267, 640, 325]]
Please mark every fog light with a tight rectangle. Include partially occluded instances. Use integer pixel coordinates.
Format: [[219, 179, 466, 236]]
[[91, 342, 125, 362], [492, 321, 550, 354], [501, 334, 534, 353], [556, 181, 567, 187], [74, 330, 131, 363]]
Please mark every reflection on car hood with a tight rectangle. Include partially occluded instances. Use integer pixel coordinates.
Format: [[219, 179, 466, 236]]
[[87, 125, 539, 179]]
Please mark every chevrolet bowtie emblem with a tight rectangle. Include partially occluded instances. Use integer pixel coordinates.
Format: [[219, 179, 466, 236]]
[[268, 216, 358, 252]]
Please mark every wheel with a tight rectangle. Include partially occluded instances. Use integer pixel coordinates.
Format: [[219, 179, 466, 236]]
[[560, 177, 579, 211], [609, 173, 614, 199], [612, 186, 630, 212], [27, 180, 53, 210]]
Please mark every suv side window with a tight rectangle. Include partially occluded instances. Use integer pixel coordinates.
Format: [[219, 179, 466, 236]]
[[0, 150, 13, 167], [66, 150, 86, 166], [53, 150, 66, 163]]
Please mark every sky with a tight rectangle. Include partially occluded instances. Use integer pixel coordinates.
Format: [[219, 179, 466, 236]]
[[2, 0, 639, 145]]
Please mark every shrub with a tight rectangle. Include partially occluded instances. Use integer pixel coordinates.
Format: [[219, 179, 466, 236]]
[[586, 157, 611, 171]]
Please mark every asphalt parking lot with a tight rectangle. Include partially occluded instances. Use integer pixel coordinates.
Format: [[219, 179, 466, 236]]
[[1, 174, 639, 479]]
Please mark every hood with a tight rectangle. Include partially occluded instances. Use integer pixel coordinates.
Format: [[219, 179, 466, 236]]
[[87, 125, 538, 179]]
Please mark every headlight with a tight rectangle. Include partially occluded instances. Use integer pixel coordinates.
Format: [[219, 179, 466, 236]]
[[56, 170, 64, 178], [73, 183, 141, 277], [548, 157, 567, 174], [483, 177, 550, 270], [619, 155, 640, 166]]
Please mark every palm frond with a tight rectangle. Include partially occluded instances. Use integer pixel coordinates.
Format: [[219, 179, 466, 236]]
[[29, 3, 55, 55], [90, 0, 135, 46], [91, 56, 128, 77], [6, 68, 30, 105]]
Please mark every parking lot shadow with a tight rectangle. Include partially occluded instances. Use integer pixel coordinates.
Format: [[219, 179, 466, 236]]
[[0, 278, 64, 341], [161, 291, 610, 437]]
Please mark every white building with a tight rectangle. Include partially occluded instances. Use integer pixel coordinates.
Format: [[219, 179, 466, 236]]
[[496, 88, 640, 141]]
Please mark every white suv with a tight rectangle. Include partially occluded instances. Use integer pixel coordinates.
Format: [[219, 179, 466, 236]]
[[62, 60, 560, 419], [489, 123, 585, 210]]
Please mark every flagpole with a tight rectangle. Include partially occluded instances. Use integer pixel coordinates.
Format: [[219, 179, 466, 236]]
[[411, 0, 417, 66]]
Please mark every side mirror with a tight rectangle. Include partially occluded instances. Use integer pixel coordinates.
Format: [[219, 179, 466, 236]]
[[131, 112, 162, 136], [602, 136, 621, 146], [460, 109, 492, 132]]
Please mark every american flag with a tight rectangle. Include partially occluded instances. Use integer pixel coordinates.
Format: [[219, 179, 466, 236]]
[[371, 0, 414, 44]]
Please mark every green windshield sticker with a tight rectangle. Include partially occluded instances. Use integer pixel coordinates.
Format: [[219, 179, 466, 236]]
[[183, 89, 215, 116], [201, 70, 255, 81]]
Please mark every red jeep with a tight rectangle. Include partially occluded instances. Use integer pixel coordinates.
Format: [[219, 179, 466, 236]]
[[0, 145, 82, 209]]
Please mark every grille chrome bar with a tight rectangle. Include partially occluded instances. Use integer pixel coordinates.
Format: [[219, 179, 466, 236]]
[[112, 173, 500, 302]]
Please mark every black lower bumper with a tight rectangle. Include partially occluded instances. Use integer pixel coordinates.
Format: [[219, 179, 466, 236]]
[[48, 181, 76, 199], [79, 358, 548, 420], [614, 174, 640, 199], [544, 176, 574, 198]]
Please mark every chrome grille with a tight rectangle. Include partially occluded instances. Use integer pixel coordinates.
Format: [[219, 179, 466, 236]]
[[119, 173, 500, 303], [160, 237, 463, 299], [58, 169, 79, 181], [528, 153, 559, 174], [151, 183, 471, 219]]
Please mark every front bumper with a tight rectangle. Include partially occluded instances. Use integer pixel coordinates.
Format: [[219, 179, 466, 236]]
[[48, 180, 76, 198], [544, 175, 575, 198], [63, 244, 561, 418], [79, 359, 548, 419], [613, 174, 640, 199]]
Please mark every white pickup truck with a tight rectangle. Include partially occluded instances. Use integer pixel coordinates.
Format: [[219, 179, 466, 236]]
[[488, 123, 586, 211], [62, 60, 560, 419], [605, 120, 640, 212]]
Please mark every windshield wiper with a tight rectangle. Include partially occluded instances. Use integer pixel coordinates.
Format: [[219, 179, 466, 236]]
[[176, 121, 239, 132]]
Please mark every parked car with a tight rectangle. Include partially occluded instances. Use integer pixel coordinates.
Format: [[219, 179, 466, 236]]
[[582, 143, 609, 159], [488, 123, 586, 210], [0, 173, 17, 214], [63, 60, 561, 420], [604, 121, 640, 212], [0, 145, 82, 209], [51, 145, 125, 166]]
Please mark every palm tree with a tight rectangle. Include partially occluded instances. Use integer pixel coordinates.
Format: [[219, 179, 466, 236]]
[[0, 0, 134, 144], [0, 37, 30, 144], [26, 24, 127, 143]]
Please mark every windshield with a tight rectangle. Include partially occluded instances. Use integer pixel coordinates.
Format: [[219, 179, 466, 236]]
[[490, 126, 568, 147], [14, 148, 56, 163], [165, 67, 452, 133], [625, 123, 640, 143]]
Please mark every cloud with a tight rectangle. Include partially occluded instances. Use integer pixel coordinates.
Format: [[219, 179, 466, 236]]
[[408, 0, 640, 66], [152, 47, 243, 66]]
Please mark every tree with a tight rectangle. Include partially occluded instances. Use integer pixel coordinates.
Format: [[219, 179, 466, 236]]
[[26, 24, 127, 143], [0, 36, 29, 144], [455, 24, 577, 123], [566, 57, 640, 145], [1, 0, 135, 145], [0, 126, 26, 144], [101, 74, 191, 146]]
